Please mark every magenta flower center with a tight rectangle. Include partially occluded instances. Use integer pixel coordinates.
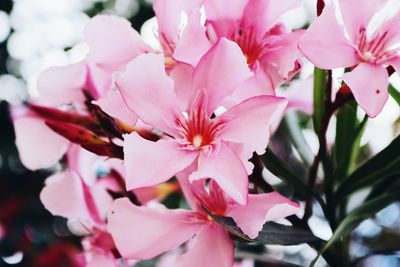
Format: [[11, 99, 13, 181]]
[[356, 28, 398, 64]]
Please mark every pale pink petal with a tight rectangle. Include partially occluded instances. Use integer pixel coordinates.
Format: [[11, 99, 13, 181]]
[[260, 30, 305, 86], [176, 171, 206, 211], [192, 38, 252, 114], [154, 0, 203, 47], [204, 0, 248, 37], [86, 59, 113, 99], [173, 11, 212, 67], [172, 224, 234, 267], [277, 76, 314, 114], [124, 132, 197, 190], [339, 0, 387, 42], [225, 69, 275, 108], [242, 0, 302, 34], [107, 198, 203, 259], [37, 61, 86, 106], [218, 95, 288, 155], [169, 62, 195, 112], [86, 249, 116, 267], [91, 178, 116, 219], [343, 63, 389, 117], [67, 145, 100, 186], [204, 0, 247, 22], [225, 142, 254, 175], [95, 90, 138, 126], [298, 5, 360, 69], [227, 192, 300, 239], [378, 12, 400, 49], [14, 116, 69, 170], [40, 171, 92, 221], [116, 53, 183, 136], [84, 15, 151, 71], [189, 142, 248, 205]]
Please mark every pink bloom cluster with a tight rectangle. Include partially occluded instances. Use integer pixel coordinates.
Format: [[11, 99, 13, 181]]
[[12, 0, 400, 266]]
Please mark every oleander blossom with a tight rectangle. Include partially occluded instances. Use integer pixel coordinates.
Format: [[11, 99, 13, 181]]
[[203, 0, 305, 87], [107, 179, 299, 267], [39, 146, 120, 267], [117, 39, 287, 205], [299, 0, 400, 117]]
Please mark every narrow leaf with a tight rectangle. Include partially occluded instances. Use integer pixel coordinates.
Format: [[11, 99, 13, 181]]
[[313, 68, 327, 134], [311, 190, 400, 266], [336, 135, 400, 198], [333, 102, 367, 180], [203, 207, 322, 245], [389, 84, 400, 106], [261, 149, 324, 206], [284, 111, 314, 166]]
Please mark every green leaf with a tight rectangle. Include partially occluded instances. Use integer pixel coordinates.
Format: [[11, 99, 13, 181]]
[[262, 149, 317, 200], [313, 68, 327, 134], [311, 190, 400, 266], [333, 102, 367, 180], [284, 111, 314, 166], [335, 135, 400, 199], [203, 207, 322, 246], [389, 84, 400, 106]]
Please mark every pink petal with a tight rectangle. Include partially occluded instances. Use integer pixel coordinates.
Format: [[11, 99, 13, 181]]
[[67, 145, 100, 186], [107, 198, 202, 259], [40, 171, 92, 221], [204, 0, 248, 37], [86, 251, 116, 267], [343, 63, 389, 118], [218, 95, 288, 155], [124, 132, 197, 190], [260, 30, 305, 86], [90, 178, 116, 220], [242, 0, 302, 34], [173, 10, 212, 67], [339, 0, 387, 42], [84, 15, 151, 71], [95, 90, 138, 126], [37, 61, 86, 106], [225, 69, 275, 107], [14, 116, 69, 170], [298, 5, 360, 69], [378, 12, 400, 49], [154, 0, 203, 47], [171, 223, 234, 267], [169, 62, 195, 112], [225, 142, 254, 175], [116, 53, 183, 136], [277, 76, 314, 114], [189, 142, 249, 205], [204, 0, 247, 22], [85, 59, 113, 99], [227, 192, 299, 239], [193, 38, 252, 114]]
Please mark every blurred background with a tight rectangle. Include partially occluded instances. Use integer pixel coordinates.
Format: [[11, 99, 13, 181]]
[[0, 0, 399, 266]]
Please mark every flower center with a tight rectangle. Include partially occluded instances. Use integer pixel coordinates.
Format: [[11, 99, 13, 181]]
[[178, 104, 224, 152], [192, 134, 203, 148], [231, 26, 270, 66], [356, 28, 399, 64]]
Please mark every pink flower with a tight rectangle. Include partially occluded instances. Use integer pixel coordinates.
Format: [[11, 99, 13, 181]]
[[117, 39, 287, 205], [39, 146, 120, 266], [107, 179, 299, 266], [200, 0, 304, 87], [298, 0, 400, 117]]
